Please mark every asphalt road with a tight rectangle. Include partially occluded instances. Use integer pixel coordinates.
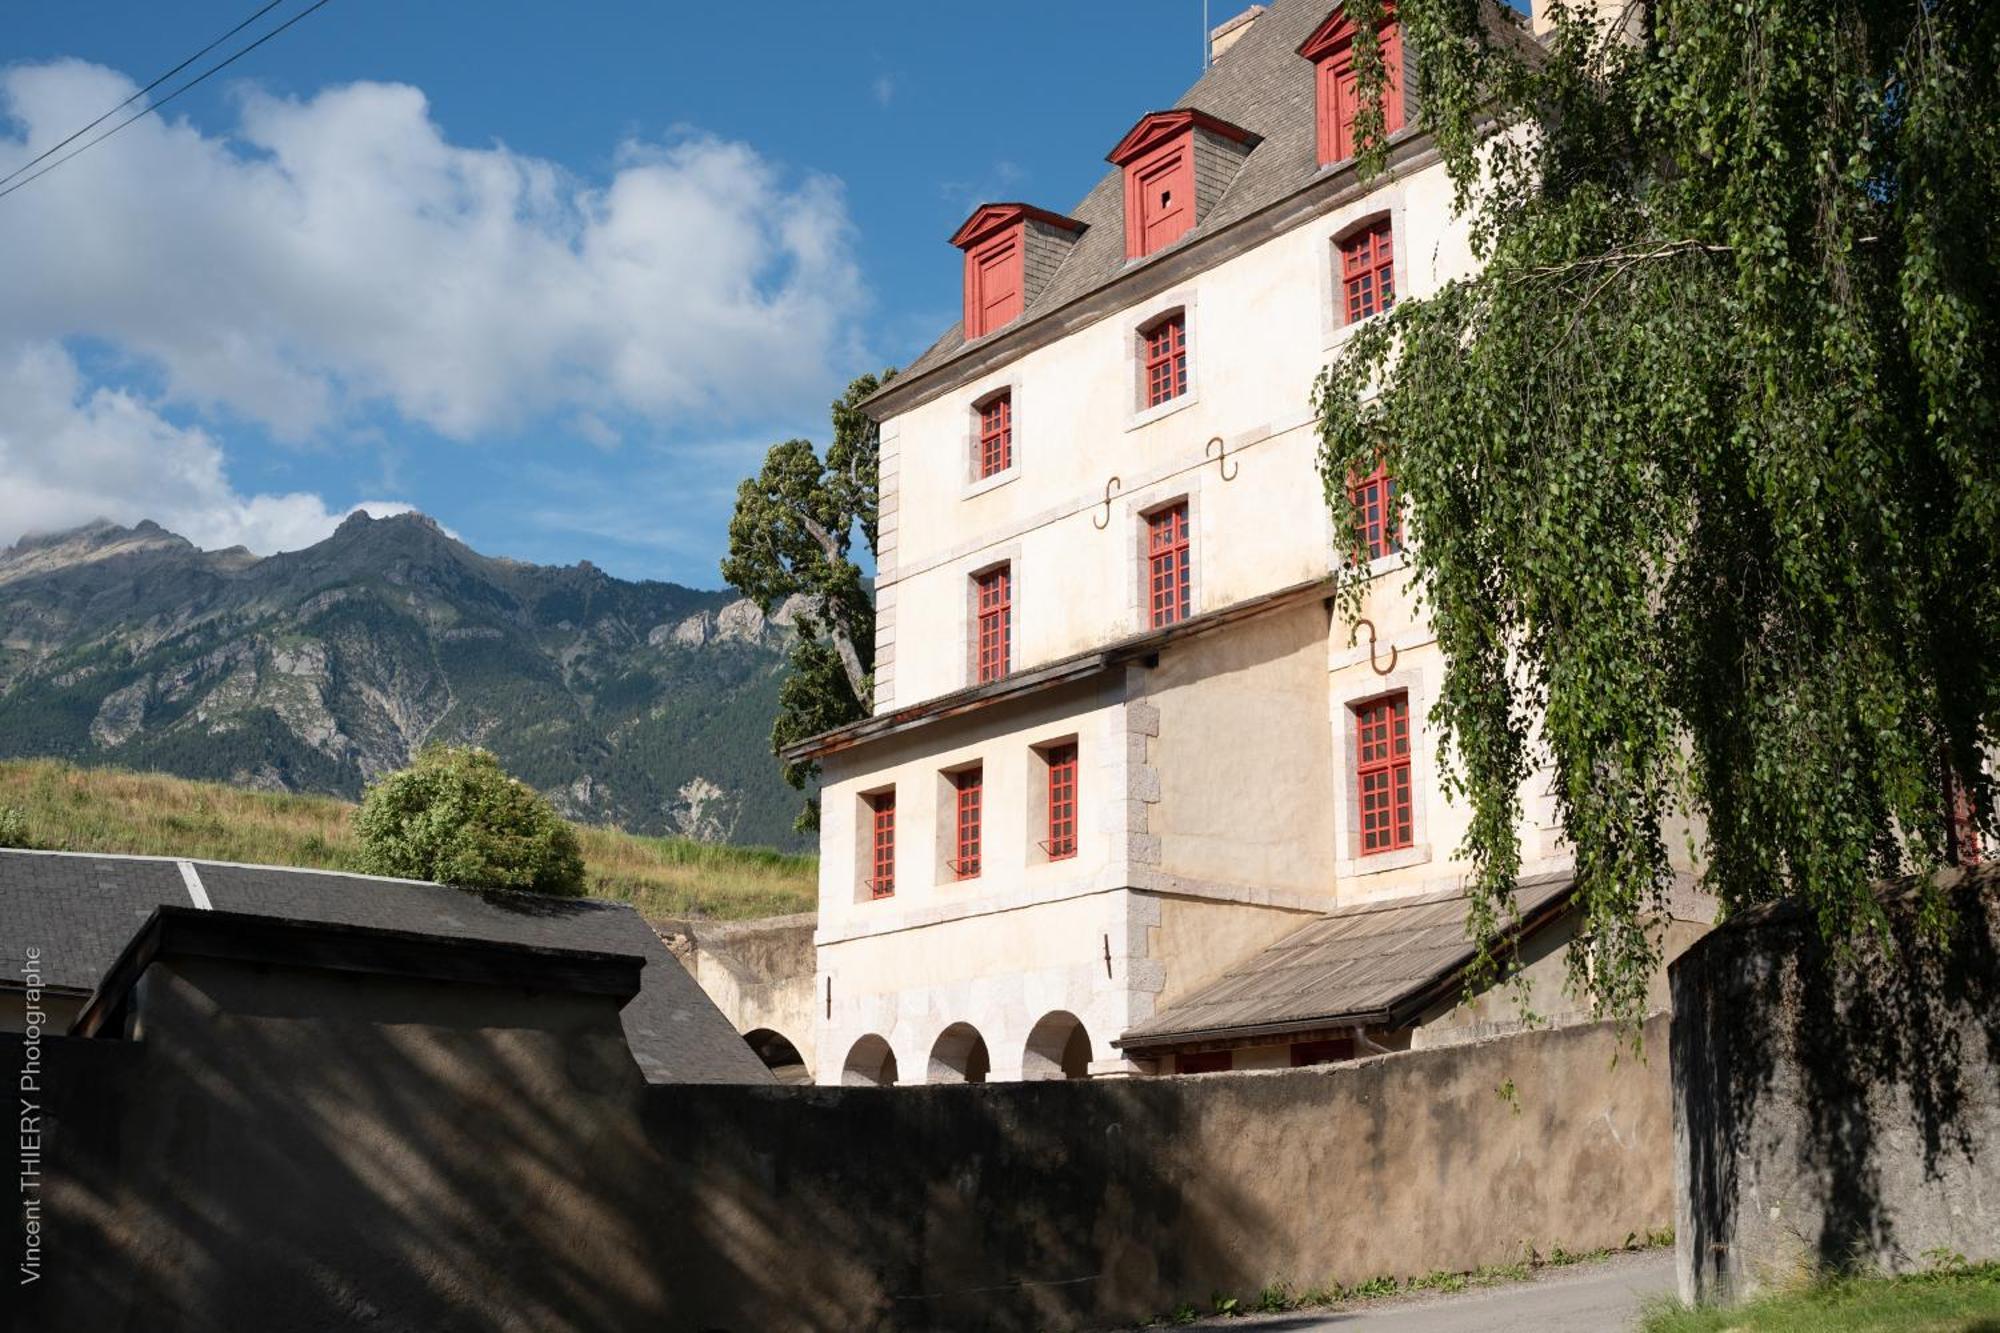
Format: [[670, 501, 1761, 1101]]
[[1188, 1250, 1678, 1332]]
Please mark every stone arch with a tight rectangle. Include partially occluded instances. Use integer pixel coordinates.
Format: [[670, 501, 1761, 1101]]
[[842, 1033, 899, 1087], [927, 1022, 992, 1084], [743, 1028, 811, 1085], [1022, 1010, 1093, 1080]]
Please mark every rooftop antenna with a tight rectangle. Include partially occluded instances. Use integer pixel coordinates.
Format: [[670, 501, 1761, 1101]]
[[1203, 0, 1212, 67]]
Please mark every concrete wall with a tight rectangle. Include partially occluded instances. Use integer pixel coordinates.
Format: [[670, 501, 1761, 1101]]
[[1671, 873, 2000, 1304], [20, 935, 1672, 1331], [665, 913, 819, 1079]]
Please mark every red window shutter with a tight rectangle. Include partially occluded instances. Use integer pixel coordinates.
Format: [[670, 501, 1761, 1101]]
[[977, 393, 1013, 478], [975, 567, 1012, 684], [951, 768, 984, 879], [1143, 314, 1188, 408], [1347, 461, 1401, 559], [1340, 219, 1396, 324], [1306, 12, 1405, 167], [1147, 504, 1192, 628], [1355, 693, 1413, 854], [964, 232, 1024, 340], [869, 792, 897, 897], [1126, 139, 1195, 258], [1044, 743, 1078, 860]]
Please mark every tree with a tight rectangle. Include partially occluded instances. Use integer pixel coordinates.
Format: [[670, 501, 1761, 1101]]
[[355, 745, 586, 895], [1314, 0, 1998, 1025], [724, 371, 894, 829]]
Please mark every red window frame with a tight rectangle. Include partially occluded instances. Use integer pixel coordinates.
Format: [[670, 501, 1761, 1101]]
[[975, 566, 1012, 684], [1340, 219, 1396, 324], [1947, 768, 1983, 866], [1142, 313, 1188, 408], [1044, 742, 1078, 861], [963, 230, 1024, 340], [1355, 693, 1413, 855], [867, 791, 896, 898], [948, 767, 983, 880], [1303, 7, 1405, 167], [1348, 462, 1401, 560], [1147, 503, 1192, 628], [1124, 138, 1195, 258], [977, 392, 1013, 479]]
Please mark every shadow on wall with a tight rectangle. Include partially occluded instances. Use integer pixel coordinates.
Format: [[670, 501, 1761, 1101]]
[[1673, 870, 2000, 1303]]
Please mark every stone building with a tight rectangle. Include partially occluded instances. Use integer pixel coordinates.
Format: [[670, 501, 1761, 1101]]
[[785, 0, 1714, 1086]]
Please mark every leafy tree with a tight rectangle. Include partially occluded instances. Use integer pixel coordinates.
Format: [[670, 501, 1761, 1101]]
[[354, 744, 586, 895], [1314, 0, 1998, 1024], [724, 371, 894, 828]]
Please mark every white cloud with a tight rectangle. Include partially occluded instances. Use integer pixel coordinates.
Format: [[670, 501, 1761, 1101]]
[[0, 61, 867, 441], [0, 341, 401, 554], [871, 74, 896, 108]]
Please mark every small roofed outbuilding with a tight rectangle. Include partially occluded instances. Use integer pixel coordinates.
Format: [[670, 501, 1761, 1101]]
[[1118, 874, 1578, 1070], [0, 847, 772, 1084]]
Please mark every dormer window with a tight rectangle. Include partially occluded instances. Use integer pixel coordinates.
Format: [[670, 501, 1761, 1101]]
[[950, 204, 1085, 341], [1106, 110, 1256, 261], [1299, 3, 1405, 168]]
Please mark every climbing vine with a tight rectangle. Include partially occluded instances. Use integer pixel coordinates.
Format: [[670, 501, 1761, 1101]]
[[1316, 0, 1999, 1024]]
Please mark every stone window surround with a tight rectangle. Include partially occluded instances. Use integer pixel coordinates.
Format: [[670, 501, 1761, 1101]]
[[963, 375, 1024, 499], [1318, 193, 1411, 352], [1332, 665, 1434, 879], [1026, 732, 1082, 867], [960, 544, 1023, 691], [852, 782, 898, 906], [1122, 477, 1205, 638], [1126, 287, 1202, 431], [935, 757, 985, 885]]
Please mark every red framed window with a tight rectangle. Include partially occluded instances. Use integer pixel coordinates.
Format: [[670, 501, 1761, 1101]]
[[1355, 693, 1413, 854], [1147, 503, 1192, 628], [1044, 742, 1079, 860], [1340, 220, 1396, 324], [1301, 5, 1405, 167], [977, 392, 1013, 478], [975, 566, 1012, 683], [1348, 462, 1401, 560], [867, 791, 896, 898], [949, 767, 983, 880], [1126, 140, 1195, 258], [963, 231, 1023, 339], [1947, 769, 1983, 866], [1142, 313, 1188, 408]]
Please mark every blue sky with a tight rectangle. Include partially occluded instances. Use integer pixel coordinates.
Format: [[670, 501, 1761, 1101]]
[[0, 2, 1234, 586]]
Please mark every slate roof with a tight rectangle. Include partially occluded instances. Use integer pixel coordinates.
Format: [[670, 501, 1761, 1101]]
[[0, 848, 772, 1085], [888, 0, 1535, 392], [1120, 873, 1576, 1049]]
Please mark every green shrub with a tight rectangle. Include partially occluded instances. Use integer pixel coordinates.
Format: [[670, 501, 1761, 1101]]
[[354, 746, 585, 896], [0, 805, 33, 849]]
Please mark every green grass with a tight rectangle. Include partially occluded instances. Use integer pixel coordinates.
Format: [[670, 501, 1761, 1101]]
[[1642, 1262, 2000, 1331], [0, 758, 817, 921]]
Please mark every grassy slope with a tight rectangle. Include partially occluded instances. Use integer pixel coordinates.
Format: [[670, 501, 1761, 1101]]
[[1643, 1264, 2000, 1331], [0, 759, 816, 922]]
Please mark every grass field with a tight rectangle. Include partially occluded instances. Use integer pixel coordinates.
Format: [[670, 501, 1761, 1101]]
[[1643, 1262, 2000, 1331], [0, 759, 817, 921]]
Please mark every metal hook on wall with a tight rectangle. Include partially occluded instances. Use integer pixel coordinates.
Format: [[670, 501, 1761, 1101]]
[[1205, 436, 1239, 481], [1352, 617, 1398, 676], [1093, 475, 1123, 529]]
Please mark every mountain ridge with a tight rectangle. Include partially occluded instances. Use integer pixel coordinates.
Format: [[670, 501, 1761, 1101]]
[[0, 513, 807, 849]]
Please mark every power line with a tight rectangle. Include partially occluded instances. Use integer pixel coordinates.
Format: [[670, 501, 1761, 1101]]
[[0, 0, 337, 206], [0, 0, 293, 192]]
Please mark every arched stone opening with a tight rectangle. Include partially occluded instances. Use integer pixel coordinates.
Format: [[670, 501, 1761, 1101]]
[[744, 1028, 811, 1085], [1022, 1010, 1093, 1080], [927, 1022, 991, 1084], [842, 1034, 899, 1087]]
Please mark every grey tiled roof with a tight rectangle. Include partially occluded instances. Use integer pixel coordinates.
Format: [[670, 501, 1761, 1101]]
[[1122, 873, 1575, 1047], [896, 0, 1532, 387], [0, 849, 772, 1085]]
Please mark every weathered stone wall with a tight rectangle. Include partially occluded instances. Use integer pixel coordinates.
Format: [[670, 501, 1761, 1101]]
[[663, 911, 819, 1078], [1671, 872, 2000, 1305], [20, 946, 1671, 1331]]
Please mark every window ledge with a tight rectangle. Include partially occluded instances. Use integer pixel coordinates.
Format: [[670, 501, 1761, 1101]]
[[1336, 843, 1432, 879], [1323, 309, 1393, 354], [1125, 392, 1199, 433], [962, 465, 1020, 501]]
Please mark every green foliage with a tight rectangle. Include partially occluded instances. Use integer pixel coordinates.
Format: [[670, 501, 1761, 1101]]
[[354, 745, 586, 896], [723, 370, 896, 829], [1315, 0, 2000, 1026], [0, 805, 33, 849], [1641, 1261, 2000, 1331]]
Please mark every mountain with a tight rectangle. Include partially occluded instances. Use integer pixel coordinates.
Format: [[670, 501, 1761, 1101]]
[[0, 513, 810, 849]]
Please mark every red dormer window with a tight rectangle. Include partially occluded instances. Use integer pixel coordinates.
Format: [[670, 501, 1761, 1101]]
[[1107, 110, 1255, 261], [1300, 3, 1405, 168], [951, 204, 1084, 341]]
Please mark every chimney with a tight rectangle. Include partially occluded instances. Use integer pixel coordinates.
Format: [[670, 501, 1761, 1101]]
[[1208, 5, 1265, 62]]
